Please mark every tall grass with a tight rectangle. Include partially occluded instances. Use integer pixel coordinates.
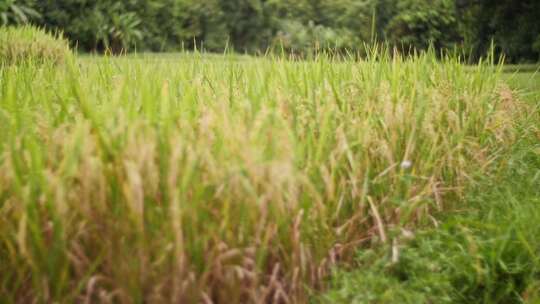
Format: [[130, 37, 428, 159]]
[[318, 76, 540, 303], [0, 50, 531, 303]]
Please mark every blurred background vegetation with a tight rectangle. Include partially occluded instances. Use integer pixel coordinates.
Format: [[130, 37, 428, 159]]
[[1, 0, 539, 62]]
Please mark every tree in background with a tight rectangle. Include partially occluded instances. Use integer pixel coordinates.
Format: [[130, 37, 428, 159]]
[[217, 0, 277, 52], [0, 0, 538, 62], [130, 0, 227, 52], [21, 0, 219, 53], [383, 0, 461, 52], [0, 0, 39, 26], [34, 0, 143, 52], [458, 0, 540, 62], [271, 0, 374, 54]]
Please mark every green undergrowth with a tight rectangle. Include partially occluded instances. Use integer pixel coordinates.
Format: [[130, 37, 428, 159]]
[[318, 74, 540, 304]]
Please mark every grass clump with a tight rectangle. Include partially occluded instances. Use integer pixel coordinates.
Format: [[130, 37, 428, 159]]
[[0, 25, 71, 66], [0, 51, 535, 303]]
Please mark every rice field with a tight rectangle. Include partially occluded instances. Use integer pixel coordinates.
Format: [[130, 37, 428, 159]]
[[320, 70, 540, 304], [0, 51, 536, 303]]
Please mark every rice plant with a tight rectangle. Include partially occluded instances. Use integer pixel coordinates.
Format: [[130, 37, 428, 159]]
[[0, 25, 72, 66], [0, 49, 532, 303]]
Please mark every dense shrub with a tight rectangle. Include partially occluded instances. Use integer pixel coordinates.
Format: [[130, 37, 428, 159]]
[[0, 25, 71, 65]]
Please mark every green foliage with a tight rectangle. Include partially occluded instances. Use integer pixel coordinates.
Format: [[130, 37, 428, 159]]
[[144, 1, 221, 51], [0, 25, 71, 65], [2, 0, 538, 61], [35, 0, 144, 53], [216, 0, 275, 52], [269, 0, 377, 54], [459, 0, 540, 63], [0, 0, 40, 26], [275, 20, 361, 55], [93, 3, 143, 53], [384, 0, 460, 51], [533, 36, 540, 60]]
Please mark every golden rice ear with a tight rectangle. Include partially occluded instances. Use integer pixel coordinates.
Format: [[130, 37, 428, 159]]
[[0, 25, 72, 66]]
